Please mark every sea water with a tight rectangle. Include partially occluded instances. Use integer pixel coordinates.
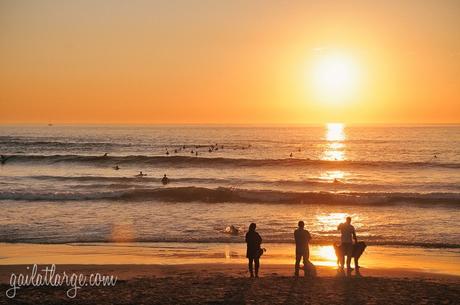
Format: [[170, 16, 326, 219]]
[[0, 124, 459, 249]]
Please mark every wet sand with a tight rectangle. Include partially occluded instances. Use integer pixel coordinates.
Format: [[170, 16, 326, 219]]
[[1, 264, 459, 305], [1, 242, 459, 276]]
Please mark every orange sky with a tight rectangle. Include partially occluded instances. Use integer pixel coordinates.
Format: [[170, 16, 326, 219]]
[[1, 0, 459, 124]]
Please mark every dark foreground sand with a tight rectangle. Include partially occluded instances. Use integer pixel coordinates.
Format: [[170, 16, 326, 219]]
[[1, 264, 459, 305]]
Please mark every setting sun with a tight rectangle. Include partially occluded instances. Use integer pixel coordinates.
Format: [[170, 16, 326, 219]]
[[311, 52, 360, 104]]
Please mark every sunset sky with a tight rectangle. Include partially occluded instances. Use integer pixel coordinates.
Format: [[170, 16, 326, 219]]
[[1, 0, 459, 124]]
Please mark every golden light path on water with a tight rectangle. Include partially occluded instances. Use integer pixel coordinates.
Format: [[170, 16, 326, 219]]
[[316, 127, 350, 266], [326, 123, 346, 142], [316, 212, 348, 232], [323, 123, 346, 161], [320, 123, 347, 183]]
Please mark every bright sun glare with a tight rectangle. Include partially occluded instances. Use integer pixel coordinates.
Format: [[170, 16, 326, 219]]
[[311, 53, 359, 103]]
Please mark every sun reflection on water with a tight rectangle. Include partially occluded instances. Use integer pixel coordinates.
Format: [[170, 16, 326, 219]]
[[323, 149, 344, 161], [321, 170, 345, 180], [322, 123, 346, 161], [310, 212, 351, 266], [110, 222, 135, 242], [326, 123, 345, 141], [316, 212, 348, 232], [311, 245, 338, 267]]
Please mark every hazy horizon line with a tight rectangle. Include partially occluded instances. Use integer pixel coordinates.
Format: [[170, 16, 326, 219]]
[[1, 122, 459, 127]]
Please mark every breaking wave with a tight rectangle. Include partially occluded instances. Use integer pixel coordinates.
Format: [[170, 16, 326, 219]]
[[1, 187, 459, 205]]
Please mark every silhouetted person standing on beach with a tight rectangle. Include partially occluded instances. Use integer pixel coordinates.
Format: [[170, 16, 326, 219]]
[[338, 216, 357, 274], [294, 221, 312, 277], [245, 223, 262, 278]]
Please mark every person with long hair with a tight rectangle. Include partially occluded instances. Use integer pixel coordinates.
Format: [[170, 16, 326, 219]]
[[245, 223, 262, 278]]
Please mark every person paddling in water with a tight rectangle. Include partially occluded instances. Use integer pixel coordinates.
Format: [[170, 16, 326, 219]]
[[245, 223, 262, 278], [1, 155, 10, 165], [136, 171, 147, 177]]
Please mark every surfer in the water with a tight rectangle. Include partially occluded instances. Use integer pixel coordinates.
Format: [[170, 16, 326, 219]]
[[225, 225, 239, 235], [1, 155, 11, 164], [161, 174, 169, 185], [114, 165, 120, 170], [136, 171, 147, 177]]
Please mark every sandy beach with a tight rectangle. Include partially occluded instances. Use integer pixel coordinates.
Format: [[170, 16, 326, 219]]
[[1, 264, 459, 305], [1, 243, 460, 304]]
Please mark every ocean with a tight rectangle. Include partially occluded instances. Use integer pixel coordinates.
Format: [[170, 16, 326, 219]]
[[0, 124, 459, 250]]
